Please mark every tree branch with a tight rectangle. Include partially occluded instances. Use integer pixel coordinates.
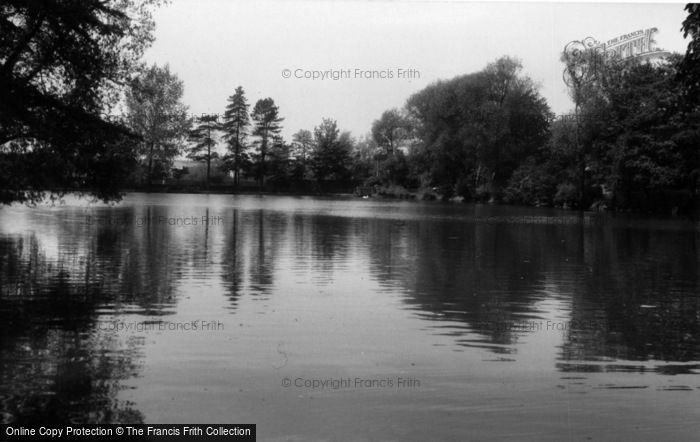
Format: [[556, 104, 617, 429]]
[[1, 12, 46, 75]]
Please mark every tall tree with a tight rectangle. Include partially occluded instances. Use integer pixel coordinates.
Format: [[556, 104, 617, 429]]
[[371, 109, 417, 186], [406, 56, 551, 199], [556, 36, 697, 213], [477, 57, 551, 191], [580, 54, 695, 212], [311, 118, 353, 184], [371, 108, 411, 156], [291, 129, 314, 181], [187, 114, 220, 189], [125, 64, 190, 186], [268, 135, 292, 186], [681, 3, 700, 106], [250, 98, 283, 189], [680, 3, 700, 208], [0, 0, 161, 204], [351, 134, 380, 181], [221, 86, 250, 187], [560, 40, 611, 208]]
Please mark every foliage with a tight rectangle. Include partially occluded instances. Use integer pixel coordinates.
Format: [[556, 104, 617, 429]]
[[4, 0, 696, 211], [221, 86, 250, 186], [125, 64, 190, 185], [311, 118, 353, 183], [267, 135, 292, 186], [503, 158, 557, 206], [0, 0, 161, 203], [681, 3, 700, 106], [563, 50, 697, 212], [406, 56, 552, 200], [371, 108, 412, 155], [350, 134, 378, 182], [250, 97, 283, 187], [187, 114, 220, 187], [291, 129, 314, 181], [679, 3, 700, 208]]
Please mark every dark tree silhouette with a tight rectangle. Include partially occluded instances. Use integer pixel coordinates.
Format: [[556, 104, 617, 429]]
[[0, 0, 161, 204], [251, 98, 283, 189], [187, 114, 220, 189], [221, 86, 250, 188]]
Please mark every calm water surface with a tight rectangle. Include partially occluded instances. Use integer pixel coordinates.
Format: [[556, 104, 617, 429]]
[[1, 194, 699, 441]]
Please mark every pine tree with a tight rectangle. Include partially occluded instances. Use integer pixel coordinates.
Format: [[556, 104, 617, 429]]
[[187, 114, 220, 189], [222, 86, 250, 187], [251, 98, 284, 189]]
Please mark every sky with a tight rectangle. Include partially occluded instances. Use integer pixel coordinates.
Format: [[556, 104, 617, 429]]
[[143, 1, 690, 143]]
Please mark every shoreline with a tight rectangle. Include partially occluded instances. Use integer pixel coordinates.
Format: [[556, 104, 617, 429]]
[[5, 186, 699, 219]]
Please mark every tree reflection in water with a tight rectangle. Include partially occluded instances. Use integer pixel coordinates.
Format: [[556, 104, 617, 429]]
[[1, 197, 699, 428], [0, 236, 144, 425], [359, 214, 700, 370]]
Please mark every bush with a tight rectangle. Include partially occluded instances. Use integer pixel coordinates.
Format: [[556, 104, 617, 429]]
[[416, 188, 438, 200], [455, 178, 473, 201], [376, 184, 412, 198], [474, 184, 491, 203], [503, 160, 556, 206], [554, 182, 578, 208], [364, 175, 382, 187]]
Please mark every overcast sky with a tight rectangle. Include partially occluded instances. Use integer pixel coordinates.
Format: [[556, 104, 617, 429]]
[[144, 1, 690, 142]]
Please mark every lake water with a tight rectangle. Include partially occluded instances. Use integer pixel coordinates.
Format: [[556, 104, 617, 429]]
[[1, 193, 699, 441]]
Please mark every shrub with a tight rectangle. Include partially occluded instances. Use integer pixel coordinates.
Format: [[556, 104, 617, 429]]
[[554, 182, 578, 208], [503, 160, 556, 206]]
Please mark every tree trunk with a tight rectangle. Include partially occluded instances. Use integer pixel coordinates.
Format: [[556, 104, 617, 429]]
[[233, 124, 240, 189], [147, 141, 154, 187], [206, 125, 212, 190], [206, 143, 211, 190], [234, 139, 240, 188], [259, 137, 266, 192], [579, 155, 586, 211]]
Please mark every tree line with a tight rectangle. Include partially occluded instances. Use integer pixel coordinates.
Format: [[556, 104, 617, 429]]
[[124, 67, 358, 192], [1, 1, 698, 215]]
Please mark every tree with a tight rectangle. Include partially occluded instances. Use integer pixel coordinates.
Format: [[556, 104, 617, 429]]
[[267, 135, 292, 186], [560, 39, 611, 208], [681, 3, 700, 105], [679, 3, 700, 209], [406, 56, 551, 200], [350, 134, 378, 182], [588, 55, 693, 212], [558, 39, 696, 213], [0, 0, 161, 204], [125, 64, 191, 186], [476, 57, 551, 193], [291, 129, 314, 181], [504, 118, 577, 207], [371, 108, 411, 156], [250, 98, 283, 189], [187, 114, 220, 189], [221, 86, 250, 187], [311, 118, 352, 184], [406, 76, 476, 198]]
